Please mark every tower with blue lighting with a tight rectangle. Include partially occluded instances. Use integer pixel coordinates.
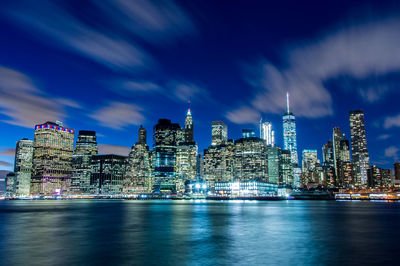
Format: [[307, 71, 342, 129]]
[[282, 92, 298, 165]]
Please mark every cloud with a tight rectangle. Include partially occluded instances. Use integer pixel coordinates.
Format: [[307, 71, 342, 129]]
[[0, 161, 12, 167], [377, 134, 391, 140], [225, 106, 260, 125], [98, 144, 131, 156], [89, 102, 144, 130], [0, 66, 80, 128], [117, 80, 162, 92], [384, 114, 400, 129], [168, 81, 209, 103], [0, 148, 15, 156], [3, 1, 152, 70], [385, 146, 399, 161], [237, 17, 400, 119], [93, 0, 196, 43]]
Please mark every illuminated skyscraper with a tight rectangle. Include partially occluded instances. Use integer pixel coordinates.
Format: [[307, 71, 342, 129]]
[[152, 119, 183, 192], [211, 121, 227, 146], [184, 109, 194, 143], [322, 141, 334, 168], [71, 131, 98, 193], [14, 138, 33, 196], [349, 110, 370, 186], [124, 126, 151, 194], [301, 149, 318, 185], [267, 146, 281, 184], [31, 121, 74, 195], [260, 118, 275, 146], [280, 150, 294, 186], [242, 129, 256, 138], [282, 92, 298, 165], [90, 155, 127, 195], [234, 136, 268, 182], [332, 127, 352, 187]]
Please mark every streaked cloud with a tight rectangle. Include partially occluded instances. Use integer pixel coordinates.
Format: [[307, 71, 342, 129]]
[[0, 66, 80, 128], [3, 1, 152, 70], [93, 0, 196, 43], [377, 134, 391, 140], [117, 80, 162, 92], [384, 113, 400, 129], [0, 161, 12, 167], [234, 17, 400, 120], [98, 144, 131, 156], [168, 81, 209, 103], [385, 146, 399, 161], [0, 148, 15, 156], [89, 102, 144, 130], [225, 106, 260, 125]]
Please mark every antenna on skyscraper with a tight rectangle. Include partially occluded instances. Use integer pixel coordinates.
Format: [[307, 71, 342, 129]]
[[286, 91, 290, 114]]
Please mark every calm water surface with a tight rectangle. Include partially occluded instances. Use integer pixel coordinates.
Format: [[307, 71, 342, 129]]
[[0, 200, 399, 265]]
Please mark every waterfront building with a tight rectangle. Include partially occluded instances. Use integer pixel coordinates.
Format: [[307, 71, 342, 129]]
[[260, 118, 275, 146], [233, 136, 268, 182], [31, 121, 75, 195], [196, 153, 203, 179], [152, 119, 183, 192], [332, 127, 352, 187], [293, 166, 302, 188], [280, 150, 294, 186], [367, 166, 392, 188], [211, 121, 227, 146], [124, 126, 152, 194], [14, 138, 33, 196], [5, 172, 16, 197], [176, 143, 198, 192], [203, 135, 234, 191], [214, 181, 278, 196], [301, 149, 318, 185], [71, 131, 98, 194], [322, 141, 334, 168], [349, 110, 370, 186], [267, 146, 281, 184], [90, 155, 127, 194], [394, 162, 400, 187], [282, 92, 298, 165]]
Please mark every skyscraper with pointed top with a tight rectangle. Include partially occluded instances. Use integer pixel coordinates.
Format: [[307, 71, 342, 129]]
[[282, 92, 298, 165], [184, 109, 194, 143]]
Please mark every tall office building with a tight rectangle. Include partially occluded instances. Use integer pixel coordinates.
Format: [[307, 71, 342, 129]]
[[283, 92, 298, 165], [211, 121, 227, 146], [184, 109, 194, 143], [260, 118, 275, 146], [302, 150, 318, 185], [71, 131, 98, 193], [367, 165, 392, 188], [267, 146, 281, 184], [152, 119, 183, 192], [14, 138, 33, 196], [394, 162, 400, 187], [332, 127, 352, 187], [280, 150, 294, 186], [322, 141, 334, 168], [124, 126, 151, 194], [242, 129, 256, 138], [234, 136, 268, 182], [31, 121, 75, 195], [349, 110, 370, 186], [90, 155, 127, 194]]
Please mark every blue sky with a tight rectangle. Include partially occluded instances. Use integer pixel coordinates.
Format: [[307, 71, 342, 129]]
[[1, 0, 400, 171]]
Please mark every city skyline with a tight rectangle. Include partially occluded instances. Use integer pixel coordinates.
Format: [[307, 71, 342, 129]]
[[1, 0, 400, 172]]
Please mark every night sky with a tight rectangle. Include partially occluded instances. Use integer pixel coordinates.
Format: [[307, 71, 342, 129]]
[[1, 0, 400, 171]]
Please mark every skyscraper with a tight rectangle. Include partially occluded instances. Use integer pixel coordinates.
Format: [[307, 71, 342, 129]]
[[14, 138, 33, 196], [267, 146, 281, 184], [242, 129, 256, 138], [349, 110, 370, 186], [283, 92, 298, 165], [280, 150, 294, 186], [71, 131, 98, 193], [124, 126, 151, 194], [184, 109, 194, 143], [211, 121, 227, 146], [260, 118, 275, 146], [302, 149, 318, 185], [394, 162, 400, 187], [152, 119, 183, 192], [322, 141, 334, 168], [332, 127, 352, 187], [90, 155, 127, 195], [31, 121, 75, 195]]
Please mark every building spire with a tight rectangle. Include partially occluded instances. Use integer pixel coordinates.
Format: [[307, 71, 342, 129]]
[[286, 91, 290, 114]]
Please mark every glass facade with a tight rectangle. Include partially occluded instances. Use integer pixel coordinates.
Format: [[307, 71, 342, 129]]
[[31, 121, 74, 195], [71, 131, 98, 193], [14, 138, 33, 196], [211, 121, 227, 146], [260, 119, 275, 147], [349, 110, 370, 186], [283, 93, 298, 165]]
